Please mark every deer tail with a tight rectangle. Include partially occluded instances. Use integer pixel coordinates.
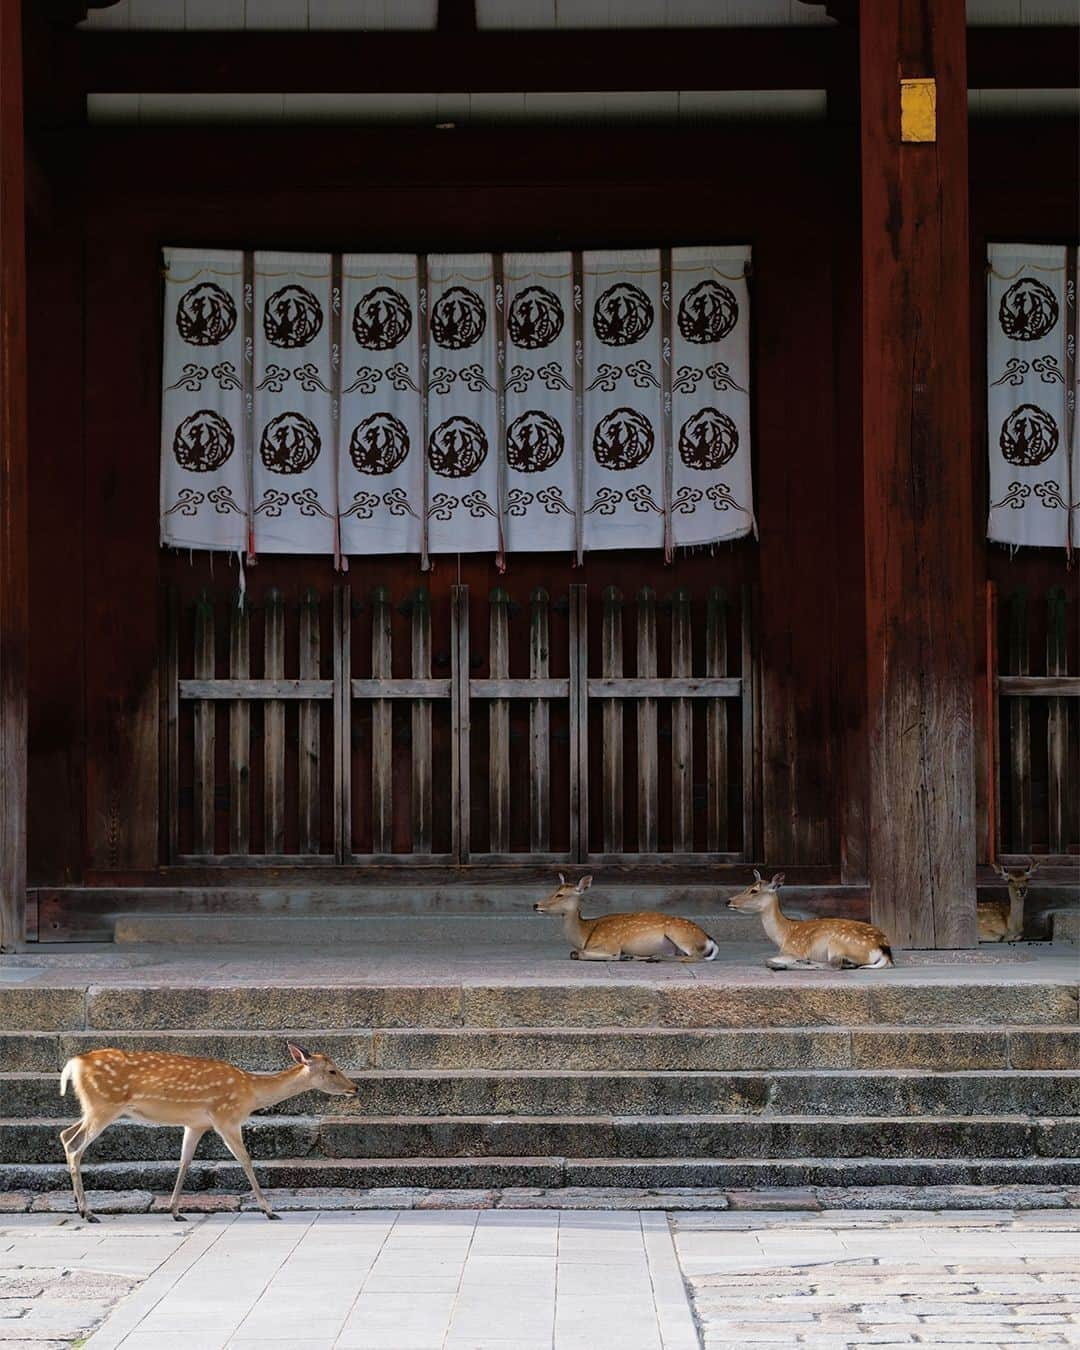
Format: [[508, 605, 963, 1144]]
[[59, 1060, 74, 1098]]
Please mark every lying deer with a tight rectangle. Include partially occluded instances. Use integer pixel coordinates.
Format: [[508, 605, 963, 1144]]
[[728, 871, 894, 969], [534, 874, 719, 961], [59, 1043, 356, 1223], [978, 859, 1038, 942]]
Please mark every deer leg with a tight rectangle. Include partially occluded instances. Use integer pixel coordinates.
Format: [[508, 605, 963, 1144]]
[[215, 1122, 278, 1220], [63, 1112, 117, 1223], [571, 946, 620, 961], [766, 953, 813, 970], [167, 1125, 207, 1221]]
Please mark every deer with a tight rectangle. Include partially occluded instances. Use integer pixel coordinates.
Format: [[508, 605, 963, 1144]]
[[533, 874, 719, 961], [978, 859, 1038, 942], [59, 1043, 356, 1224], [727, 870, 894, 970]]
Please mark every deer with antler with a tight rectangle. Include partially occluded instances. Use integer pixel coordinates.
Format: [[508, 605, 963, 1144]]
[[978, 859, 1039, 942], [728, 870, 894, 970], [59, 1043, 356, 1223], [534, 874, 719, 961]]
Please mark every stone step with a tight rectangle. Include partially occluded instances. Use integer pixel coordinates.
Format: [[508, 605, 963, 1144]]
[[2, 979, 1076, 1032], [3, 1025, 1077, 1072], [7, 1067, 1078, 1119], [4, 1154, 1079, 1194], [7, 1113, 1078, 1164]]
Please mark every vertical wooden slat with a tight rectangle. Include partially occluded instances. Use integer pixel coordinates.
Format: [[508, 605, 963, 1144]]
[[334, 583, 350, 862], [451, 584, 471, 862], [706, 587, 729, 853], [987, 581, 999, 866], [1007, 589, 1031, 853], [371, 585, 393, 855], [488, 588, 511, 853], [601, 586, 624, 853], [162, 587, 179, 863], [570, 583, 588, 861], [529, 588, 551, 853], [671, 586, 693, 852], [1046, 586, 1068, 855], [298, 588, 320, 854], [263, 587, 285, 854], [193, 589, 215, 855], [741, 583, 758, 861], [228, 592, 250, 855], [411, 588, 433, 854], [636, 587, 658, 854]]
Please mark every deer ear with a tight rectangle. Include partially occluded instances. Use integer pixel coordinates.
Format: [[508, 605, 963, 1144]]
[[753, 869, 762, 883], [995, 864, 1009, 879], [771, 872, 785, 887], [558, 872, 566, 885], [577, 875, 593, 891], [1027, 858, 1040, 875], [288, 1043, 312, 1065]]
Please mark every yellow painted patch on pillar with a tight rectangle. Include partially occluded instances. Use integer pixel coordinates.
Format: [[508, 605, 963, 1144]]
[[901, 78, 937, 142]]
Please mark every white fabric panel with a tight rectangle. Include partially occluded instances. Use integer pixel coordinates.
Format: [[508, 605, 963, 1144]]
[[582, 249, 665, 550], [160, 247, 248, 551], [339, 255, 424, 555], [252, 252, 337, 554], [670, 245, 754, 547], [426, 254, 501, 555], [503, 253, 576, 551], [987, 244, 1073, 552]]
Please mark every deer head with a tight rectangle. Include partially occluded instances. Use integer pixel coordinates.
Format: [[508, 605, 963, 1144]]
[[727, 869, 786, 913], [534, 873, 592, 915], [994, 858, 1039, 900], [286, 1043, 358, 1096]]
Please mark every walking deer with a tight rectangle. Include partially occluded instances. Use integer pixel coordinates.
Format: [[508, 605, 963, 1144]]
[[534, 874, 719, 961], [59, 1043, 357, 1223], [978, 859, 1038, 942], [728, 871, 894, 969]]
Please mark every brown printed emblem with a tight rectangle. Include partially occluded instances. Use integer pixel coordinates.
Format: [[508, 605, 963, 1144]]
[[678, 408, 739, 470], [999, 277, 1059, 342], [428, 416, 488, 478], [431, 287, 487, 350], [176, 283, 237, 347], [593, 283, 654, 347], [593, 406, 655, 471], [999, 404, 1059, 467], [507, 410, 565, 474], [349, 412, 410, 475], [507, 286, 564, 350], [264, 284, 324, 349], [173, 409, 235, 472], [259, 411, 322, 475], [677, 280, 739, 344], [352, 287, 412, 351]]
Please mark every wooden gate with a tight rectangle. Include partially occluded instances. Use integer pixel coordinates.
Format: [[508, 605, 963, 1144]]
[[164, 580, 757, 866]]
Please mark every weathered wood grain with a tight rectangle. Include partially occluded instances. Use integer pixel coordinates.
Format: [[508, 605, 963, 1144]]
[[162, 588, 179, 865], [601, 586, 624, 854], [1007, 590, 1031, 853], [1045, 587, 1068, 854], [263, 588, 286, 855], [182, 678, 333, 700], [488, 587, 511, 854], [411, 588, 433, 854], [529, 587, 551, 853], [706, 587, 729, 853], [370, 586, 393, 856], [451, 584, 470, 862], [570, 584, 588, 862], [333, 584, 350, 862], [228, 593, 250, 856], [636, 587, 658, 854], [192, 591, 215, 856], [671, 586, 693, 853], [298, 589, 320, 854]]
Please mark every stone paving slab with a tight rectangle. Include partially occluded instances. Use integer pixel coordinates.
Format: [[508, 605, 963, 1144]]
[[672, 1209, 1080, 1348]]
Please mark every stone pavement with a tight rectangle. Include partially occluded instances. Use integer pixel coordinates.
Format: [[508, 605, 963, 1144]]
[[673, 1209, 1080, 1348], [1, 1209, 698, 1350]]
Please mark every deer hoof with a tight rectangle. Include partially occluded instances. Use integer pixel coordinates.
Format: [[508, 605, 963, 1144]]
[[172, 1212, 188, 1222], [264, 1210, 281, 1221], [569, 950, 580, 960], [82, 1212, 101, 1224]]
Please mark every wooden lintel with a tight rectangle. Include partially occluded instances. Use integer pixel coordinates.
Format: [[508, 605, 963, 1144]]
[[59, 27, 1077, 99]]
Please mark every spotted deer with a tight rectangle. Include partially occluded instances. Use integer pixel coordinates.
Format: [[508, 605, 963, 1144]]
[[59, 1043, 356, 1223], [728, 870, 894, 970], [978, 859, 1039, 942], [533, 874, 719, 961]]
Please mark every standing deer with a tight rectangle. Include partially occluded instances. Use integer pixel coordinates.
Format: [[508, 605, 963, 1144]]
[[728, 871, 894, 969], [978, 859, 1038, 942], [533, 874, 719, 961], [59, 1043, 356, 1223]]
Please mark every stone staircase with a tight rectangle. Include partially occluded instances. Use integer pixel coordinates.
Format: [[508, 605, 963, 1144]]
[[1, 969, 1078, 1196]]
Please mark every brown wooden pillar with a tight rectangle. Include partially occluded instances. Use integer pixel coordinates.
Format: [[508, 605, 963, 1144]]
[[860, 0, 977, 948], [0, 0, 28, 949]]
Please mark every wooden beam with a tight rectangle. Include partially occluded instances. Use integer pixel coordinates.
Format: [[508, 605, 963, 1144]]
[[62, 26, 1076, 99], [861, 0, 977, 949], [0, 0, 28, 949]]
